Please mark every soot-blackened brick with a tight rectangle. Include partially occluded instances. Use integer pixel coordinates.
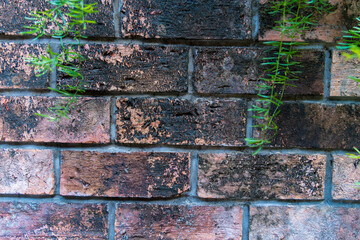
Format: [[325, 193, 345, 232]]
[[198, 153, 326, 200], [116, 98, 247, 146], [121, 0, 252, 39], [60, 151, 190, 198]]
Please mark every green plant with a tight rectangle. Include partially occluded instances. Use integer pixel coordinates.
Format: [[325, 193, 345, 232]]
[[22, 0, 97, 121], [245, 0, 333, 155]]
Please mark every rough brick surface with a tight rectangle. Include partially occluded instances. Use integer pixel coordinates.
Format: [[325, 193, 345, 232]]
[[195, 47, 324, 95], [0, 96, 110, 144], [198, 153, 326, 200], [259, 103, 360, 149], [60, 151, 190, 198], [85, 0, 114, 38], [121, 0, 252, 39], [116, 98, 247, 146], [0, 202, 108, 239], [332, 154, 360, 200], [59, 44, 188, 93], [259, 0, 359, 42], [0, 149, 54, 195], [115, 204, 242, 239], [250, 206, 360, 240], [0, 43, 49, 89], [331, 50, 360, 97]]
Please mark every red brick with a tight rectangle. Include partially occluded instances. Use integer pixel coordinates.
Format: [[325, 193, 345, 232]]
[[60, 151, 190, 198], [195, 47, 324, 95], [198, 153, 326, 200], [332, 154, 360, 200], [250, 206, 360, 239], [58, 44, 188, 93], [0, 96, 110, 144], [259, 0, 358, 42], [116, 98, 247, 146], [0, 43, 49, 90], [330, 50, 360, 97], [0, 202, 108, 239], [121, 0, 252, 39], [115, 204, 242, 239], [0, 149, 54, 195]]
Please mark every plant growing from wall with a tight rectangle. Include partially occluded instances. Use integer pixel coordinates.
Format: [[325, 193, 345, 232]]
[[245, 0, 333, 155], [22, 0, 97, 121]]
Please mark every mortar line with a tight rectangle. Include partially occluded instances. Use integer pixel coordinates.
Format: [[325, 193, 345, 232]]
[[49, 43, 60, 91], [108, 202, 116, 240], [251, 0, 260, 40], [53, 149, 61, 195], [113, 0, 121, 38], [242, 204, 250, 240], [187, 47, 195, 95], [189, 151, 199, 197], [110, 97, 117, 144], [246, 101, 253, 141], [323, 50, 332, 100], [324, 153, 334, 203]]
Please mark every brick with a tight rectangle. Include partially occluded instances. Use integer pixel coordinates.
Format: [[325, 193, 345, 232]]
[[60, 151, 190, 198], [195, 47, 324, 95], [332, 154, 360, 200], [250, 206, 360, 239], [258, 103, 360, 149], [0, 96, 110, 144], [58, 44, 188, 93], [115, 204, 242, 239], [0, 202, 108, 239], [121, 0, 252, 40], [116, 98, 247, 146], [259, 0, 358, 42], [0, 149, 54, 195], [198, 153, 326, 200], [0, 0, 113, 37], [330, 50, 360, 97], [0, 43, 49, 90]]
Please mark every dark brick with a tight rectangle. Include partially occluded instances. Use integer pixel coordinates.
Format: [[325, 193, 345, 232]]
[[250, 206, 360, 239], [0, 43, 49, 90], [0, 149, 54, 195], [115, 204, 242, 239], [116, 98, 247, 146], [195, 47, 324, 95], [60, 151, 190, 198], [0, 202, 108, 239], [257, 103, 360, 149], [58, 44, 188, 93], [198, 153, 326, 200], [121, 0, 252, 40], [0, 96, 110, 144], [85, 0, 114, 38]]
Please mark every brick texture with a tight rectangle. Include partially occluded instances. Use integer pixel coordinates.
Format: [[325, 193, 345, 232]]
[[332, 154, 360, 200], [198, 153, 326, 200], [250, 206, 360, 240], [0, 96, 110, 144], [195, 47, 325, 95], [58, 44, 188, 93], [0, 149, 54, 195], [0, 43, 49, 90], [60, 151, 190, 198], [115, 204, 243, 239], [116, 98, 247, 146], [121, 0, 252, 39], [0, 202, 108, 239]]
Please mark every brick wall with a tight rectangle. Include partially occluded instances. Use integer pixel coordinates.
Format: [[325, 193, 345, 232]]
[[0, 0, 360, 239]]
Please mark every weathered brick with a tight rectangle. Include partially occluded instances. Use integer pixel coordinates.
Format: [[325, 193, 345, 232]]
[[195, 47, 324, 95], [198, 153, 326, 200], [115, 204, 242, 239], [60, 151, 190, 198], [332, 154, 360, 200], [59, 44, 188, 93], [259, 0, 358, 42], [330, 50, 360, 97], [121, 0, 252, 39], [116, 98, 247, 146], [0, 0, 113, 37], [0, 149, 54, 195], [0, 202, 108, 239], [0, 43, 49, 90], [250, 206, 360, 239], [258, 103, 360, 149], [0, 96, 110, 144]]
